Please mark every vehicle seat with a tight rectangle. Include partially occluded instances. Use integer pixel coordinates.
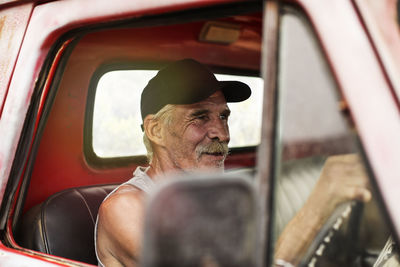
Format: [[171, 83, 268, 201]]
[[16, 184, 118, 265]]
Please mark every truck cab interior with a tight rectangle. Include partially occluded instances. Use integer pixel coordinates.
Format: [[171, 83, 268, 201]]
[[1, 0, 397, 266]]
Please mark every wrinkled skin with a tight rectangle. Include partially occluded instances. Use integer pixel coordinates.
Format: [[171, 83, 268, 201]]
[[148, 90, 231, 175]]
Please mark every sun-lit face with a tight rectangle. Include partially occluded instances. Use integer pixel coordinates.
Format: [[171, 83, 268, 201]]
[[161, 90, 230, 172]]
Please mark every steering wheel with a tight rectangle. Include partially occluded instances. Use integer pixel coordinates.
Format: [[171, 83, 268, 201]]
[[299, 201, 364, 267]]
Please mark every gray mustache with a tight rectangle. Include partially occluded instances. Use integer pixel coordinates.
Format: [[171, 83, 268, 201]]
[[196, 141, 229, 156]]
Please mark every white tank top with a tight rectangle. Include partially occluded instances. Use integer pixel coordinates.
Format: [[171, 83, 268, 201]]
[[94, 166, 154, 267]]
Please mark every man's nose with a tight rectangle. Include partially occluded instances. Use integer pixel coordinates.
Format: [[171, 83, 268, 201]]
[[207, 118, 230, 142]]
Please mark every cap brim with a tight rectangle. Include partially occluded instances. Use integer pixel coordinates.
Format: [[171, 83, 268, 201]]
[[219, 81, 252, 102]]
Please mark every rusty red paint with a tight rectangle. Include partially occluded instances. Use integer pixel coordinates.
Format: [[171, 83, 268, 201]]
[[0, 242, 68, 266], [5, 39, 75, 242], [35, 38, 73, 133]]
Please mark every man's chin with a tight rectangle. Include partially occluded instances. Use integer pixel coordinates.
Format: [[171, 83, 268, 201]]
[[197, 159, 225, 173], [177, 163, 225, 174], [195, 166, 225, 174]]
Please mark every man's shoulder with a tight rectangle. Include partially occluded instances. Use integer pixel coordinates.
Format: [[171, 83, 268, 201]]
[[99, 185, 145, 219]]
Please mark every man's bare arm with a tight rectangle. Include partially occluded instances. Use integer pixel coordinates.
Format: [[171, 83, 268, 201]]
[[96, 186, 145, 267]]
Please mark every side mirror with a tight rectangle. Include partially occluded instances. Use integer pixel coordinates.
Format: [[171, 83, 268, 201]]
[[142, 174, 257, 267]]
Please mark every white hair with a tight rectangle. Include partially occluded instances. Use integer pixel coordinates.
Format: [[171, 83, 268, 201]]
[[143, 104, 175, 163]]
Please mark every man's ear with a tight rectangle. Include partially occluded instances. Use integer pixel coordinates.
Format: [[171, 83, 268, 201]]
[[143, 115, 164, 146]]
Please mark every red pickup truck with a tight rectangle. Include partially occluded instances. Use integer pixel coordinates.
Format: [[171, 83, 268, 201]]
[[0, 0, 399, 266]]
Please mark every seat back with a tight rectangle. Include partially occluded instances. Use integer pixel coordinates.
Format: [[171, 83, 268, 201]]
[[17, 184, 117, 264]]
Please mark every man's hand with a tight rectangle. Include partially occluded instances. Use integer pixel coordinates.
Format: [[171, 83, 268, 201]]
[[306, 154, 371, 223], [274, 154, 371, 265]]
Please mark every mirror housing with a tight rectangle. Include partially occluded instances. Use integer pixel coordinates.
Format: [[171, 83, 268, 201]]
[[142, 174, 257, 267]]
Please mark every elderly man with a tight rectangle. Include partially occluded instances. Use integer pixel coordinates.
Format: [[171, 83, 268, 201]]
[[95, 59, 371, 267]]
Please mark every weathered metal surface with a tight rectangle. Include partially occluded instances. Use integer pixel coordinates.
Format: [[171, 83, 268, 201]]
[[0, 4, 32, 117], [0, 242, 65, 266], [354, 0, 400, 103]]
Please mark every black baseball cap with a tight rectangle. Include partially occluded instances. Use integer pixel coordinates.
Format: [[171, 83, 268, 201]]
[[140, 59, 251, 121]]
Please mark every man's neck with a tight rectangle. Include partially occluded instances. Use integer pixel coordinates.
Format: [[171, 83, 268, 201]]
[[145, 155, 183, 182]]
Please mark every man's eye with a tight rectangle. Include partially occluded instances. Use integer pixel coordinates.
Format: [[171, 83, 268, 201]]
[[196, 115, 209, 120], [220, 114, 229, 120]]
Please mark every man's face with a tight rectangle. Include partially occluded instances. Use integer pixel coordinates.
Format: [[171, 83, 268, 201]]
[[162, 90, 230, 172]]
